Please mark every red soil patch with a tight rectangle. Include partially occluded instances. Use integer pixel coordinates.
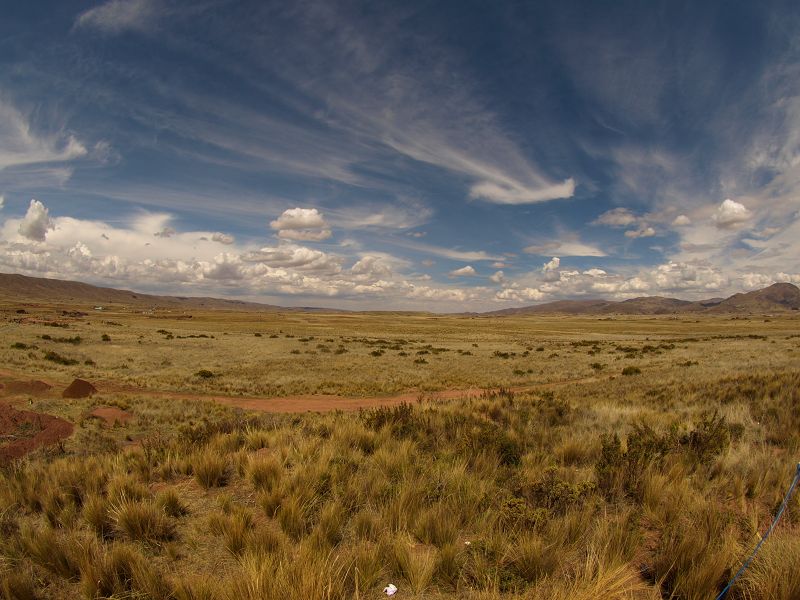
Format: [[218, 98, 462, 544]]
[[0, 402, 73, 462], [90, 406, 133, 426], [62, 379, 98, 399], [3, 380, 52, 395]]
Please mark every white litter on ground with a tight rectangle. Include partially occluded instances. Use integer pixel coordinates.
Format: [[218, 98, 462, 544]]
[[383, 583, 398, 596]]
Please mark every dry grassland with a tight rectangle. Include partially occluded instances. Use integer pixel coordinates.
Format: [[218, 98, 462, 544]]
[[1, 300, 799, 599]]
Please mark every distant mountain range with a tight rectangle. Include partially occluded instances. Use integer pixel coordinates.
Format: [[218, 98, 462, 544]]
[[1, 272, 799, 315], [484, 282, 800, 315]]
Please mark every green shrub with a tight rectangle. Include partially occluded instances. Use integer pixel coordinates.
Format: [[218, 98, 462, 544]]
[[43, 350, 79, 365]]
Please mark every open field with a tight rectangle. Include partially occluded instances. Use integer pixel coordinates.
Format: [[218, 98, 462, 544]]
[[1, 299, 800, 599]]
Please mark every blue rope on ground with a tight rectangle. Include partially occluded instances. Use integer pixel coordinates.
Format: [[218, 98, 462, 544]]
[[715, 462, 800, 600]]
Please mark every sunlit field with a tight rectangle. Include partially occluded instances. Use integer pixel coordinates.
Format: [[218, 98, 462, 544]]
[[1, 300, 799, 599]]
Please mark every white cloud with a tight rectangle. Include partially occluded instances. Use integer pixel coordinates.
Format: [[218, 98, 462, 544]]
[[18, 199, 53, 242], [277, 229, 332, 242], [327, 202, 432, 231], [242, 244, 341, 273], [542, 256, 560, 272], [489, 270, 505, 284], [672, 214, 691, 226], [713, 199, 752, 229], [211, 232, 235, 245], [495, 287, 544, 302], [350, 255, 395, 279], [0, 100, 87, 170], [449, 265, 476, 277], [388, 238, 503, 262], [624, 225, 656, 238], [583, 268, 607, 277], [469, 178, 575, 205], [270, 207, 327, 230], [270, 207, 332, 241], [0, 195, 4, 210], [523, 241, 606, 257], [592, 207, 638, 227], [74, 0, 157, 33]]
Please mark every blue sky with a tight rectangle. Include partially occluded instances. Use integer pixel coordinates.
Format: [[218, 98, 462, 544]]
[[1, 0, 799, 310]]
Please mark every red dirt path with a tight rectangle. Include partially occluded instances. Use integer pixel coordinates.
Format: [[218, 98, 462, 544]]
[[0, 367, 599, 413], [90, 406, 133, 425]]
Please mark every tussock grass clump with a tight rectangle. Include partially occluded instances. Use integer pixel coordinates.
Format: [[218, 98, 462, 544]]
[[80, 542, 172, 600], [109, 498, 176, 543], [18, 525, 83, 581], [248, 455, 282, 491], [193, 451, 229, 488], [156, 488, 189, 517]]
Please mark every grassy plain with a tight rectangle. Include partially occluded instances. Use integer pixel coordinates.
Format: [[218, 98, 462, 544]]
[[1, 299, 799, 599]]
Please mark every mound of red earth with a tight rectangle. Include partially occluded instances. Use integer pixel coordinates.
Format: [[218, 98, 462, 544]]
[[62, 379, 98, 399], [0, 403, 73, 462], [3, 380, 52, 395]]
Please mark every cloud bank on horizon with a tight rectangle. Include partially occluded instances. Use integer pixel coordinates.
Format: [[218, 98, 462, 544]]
[[1, 0, 799, 310]]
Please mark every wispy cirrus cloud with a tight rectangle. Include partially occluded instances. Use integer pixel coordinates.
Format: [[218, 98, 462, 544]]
[[74, 0, 160, 34], [0, 100, 87, 170]]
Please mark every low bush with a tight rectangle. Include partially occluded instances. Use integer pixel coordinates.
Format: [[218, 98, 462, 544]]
[[43, 350, 79, 365]]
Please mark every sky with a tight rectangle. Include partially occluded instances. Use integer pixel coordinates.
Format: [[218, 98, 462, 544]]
[[1, 0, 800, 311]]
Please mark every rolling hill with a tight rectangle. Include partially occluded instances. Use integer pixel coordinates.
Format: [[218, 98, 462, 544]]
[[1, 272, 798, 315], [0, 273, 313, 312]]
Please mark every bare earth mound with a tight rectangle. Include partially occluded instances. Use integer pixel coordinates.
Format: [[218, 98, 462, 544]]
[[0, 403, 74, 462], [62, 379, 97, 399], [90, 406, 133, 425]]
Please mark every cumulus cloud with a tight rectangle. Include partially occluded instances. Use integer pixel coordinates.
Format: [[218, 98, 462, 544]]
[[449, 265, 476, 277], [242, 244, 341, 273], [713, 199, 752, 229], [592, 207, 638, 227], [495, 287, 544, 302], [350, 255, 394, 279], [270, 207, 332, 241], [0, 196, 4, 210], [490, 270, 505, 284], [542, 257, 560, 272], [624, 225, 656, 238], [18, 199, 53, 242], [74, 0, 158, 33], [211, 232, 235, 245], [672, 214, 691, 226]]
